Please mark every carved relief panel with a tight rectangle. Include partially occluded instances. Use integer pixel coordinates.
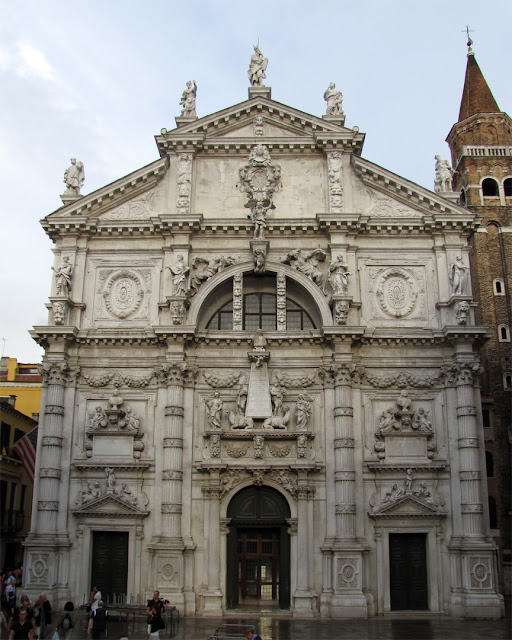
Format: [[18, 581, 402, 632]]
[[85, 260, 161, 326], [361, 260, 433, 327]]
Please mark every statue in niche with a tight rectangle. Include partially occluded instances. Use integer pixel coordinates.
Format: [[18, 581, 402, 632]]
[[63, 158, 85, 195], [105, 467, 116, 491], [282, 248, 327, 293], [52, 256, 73, 296], [88, 406, 108, 430], [270, 382, 284, 416], [412, 408, 433, 434], [180, 80, 197, 117], [116, 483, 137, 505], [324, 82, 343, 116], [168, 255, 190, 296], [329, 256, 350, 295], [295, 394, 312, 430], [262, 406, 290, 430], [248, 45, 268, 86], [449, 255, 469, 296], [434, 155, 454, 193], [190, 255, 235, 295], [205, 392, 223, 429]]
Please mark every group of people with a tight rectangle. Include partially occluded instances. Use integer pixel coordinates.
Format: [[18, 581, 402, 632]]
[[1, 571, 54, 640]]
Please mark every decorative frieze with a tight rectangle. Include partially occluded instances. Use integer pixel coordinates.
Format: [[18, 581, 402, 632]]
[[176, 153, 193, 214], [327, 152, 343, 212]]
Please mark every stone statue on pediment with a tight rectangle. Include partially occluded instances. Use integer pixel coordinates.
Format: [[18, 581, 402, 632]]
[[324, 82, 343, 116], [434, 155, 454, 193], [283, 248, 327, 293], [248, 45, 268, 86], [63, 158, 85, 196], [180, 80, 197, 117]]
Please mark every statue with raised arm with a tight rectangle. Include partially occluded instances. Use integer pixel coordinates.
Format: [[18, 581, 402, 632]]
[[168, 254, 190, 296], [180, 80, 197, 117], [248, 45, 268, 86], [63, 158, 85, 195], [449, 255, 469, 296], [52, 256, 73, 296], [324, 82, 343, 116]]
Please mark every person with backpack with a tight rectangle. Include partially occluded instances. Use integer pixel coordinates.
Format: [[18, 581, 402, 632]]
[[57, 602, 74, 640], [87, 601, 107, 639]]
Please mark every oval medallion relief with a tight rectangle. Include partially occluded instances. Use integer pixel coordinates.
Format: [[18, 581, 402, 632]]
[[375, 268, 418, 318], [103, 270, 144, 318]]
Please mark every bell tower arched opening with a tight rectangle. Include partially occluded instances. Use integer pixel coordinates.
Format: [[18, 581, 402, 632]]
[[226, 486, 291, 610]]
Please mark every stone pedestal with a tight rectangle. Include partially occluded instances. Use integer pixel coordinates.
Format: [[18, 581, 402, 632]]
[[248, 86, 271, 100]]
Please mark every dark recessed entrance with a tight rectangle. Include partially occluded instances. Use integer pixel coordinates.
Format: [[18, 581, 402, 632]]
[[389, 532, 428, 610], [226, 486, 290, 609], [91, 531, 128, 602]]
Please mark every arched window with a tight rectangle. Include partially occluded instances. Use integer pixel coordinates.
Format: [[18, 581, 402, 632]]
[[498, 325, 510, 342], [488, 496, 498, 529], [207, 293, 315, 331], [504, 178, 512, 197], [482, 178, 499, 197], [504, 373, 512, 390], [459, 189, 466, 206], [485, 451, 494, 477], [493, 279, 505, 295]]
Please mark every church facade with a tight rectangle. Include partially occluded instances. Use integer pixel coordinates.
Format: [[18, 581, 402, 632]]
[[24, 53, 504, 618]]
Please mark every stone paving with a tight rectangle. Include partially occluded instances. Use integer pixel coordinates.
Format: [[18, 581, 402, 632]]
[[56, 610, 511, 640]]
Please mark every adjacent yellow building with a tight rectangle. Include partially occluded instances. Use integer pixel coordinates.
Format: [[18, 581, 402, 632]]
[[0, 358, 42, 569]]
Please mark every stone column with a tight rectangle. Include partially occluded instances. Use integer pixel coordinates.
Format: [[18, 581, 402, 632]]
[[37, 362, 68, 532], [157, 363, 187, 540], [454, 363, 485, 536], [293, 480, 315, 617], [201, 481, 223, 614], [331, 364, 356, 538]]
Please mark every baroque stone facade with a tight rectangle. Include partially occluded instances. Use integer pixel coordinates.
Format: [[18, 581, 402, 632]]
[[24, 60, 504, 619]]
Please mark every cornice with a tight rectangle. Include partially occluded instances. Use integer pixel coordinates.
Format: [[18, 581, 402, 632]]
[[156, 98, 365, 156], [446, 112, 512, 145], [351, 156, 479, 225]]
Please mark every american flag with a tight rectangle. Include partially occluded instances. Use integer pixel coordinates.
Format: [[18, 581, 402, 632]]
[[13, 427, 38, 483]]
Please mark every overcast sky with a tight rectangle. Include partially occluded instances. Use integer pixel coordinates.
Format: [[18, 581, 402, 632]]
[[1, 0, 511, 363]]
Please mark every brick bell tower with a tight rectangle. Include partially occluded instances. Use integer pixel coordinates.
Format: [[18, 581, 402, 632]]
[[446, 37, 512, 600]]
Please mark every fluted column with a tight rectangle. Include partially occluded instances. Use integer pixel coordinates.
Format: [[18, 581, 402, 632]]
[[453, 363, 485, 536], [37, 361, 68, 532], [293, 479, 315, 617], [157, 363, 188, 539], [201, 480, 223, 614], [331, 363, 356, 539]]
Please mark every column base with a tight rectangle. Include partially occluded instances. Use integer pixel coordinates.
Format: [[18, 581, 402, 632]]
[[292, 590, 316, 618], [201, 590, 223, 615]]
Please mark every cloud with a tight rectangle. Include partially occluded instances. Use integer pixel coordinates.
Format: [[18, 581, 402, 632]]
[[17, 42, 59, 83]]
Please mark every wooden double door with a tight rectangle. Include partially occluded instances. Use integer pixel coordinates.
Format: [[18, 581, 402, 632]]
[[91, 531, 129, 603], [389, 533, 428, 610]]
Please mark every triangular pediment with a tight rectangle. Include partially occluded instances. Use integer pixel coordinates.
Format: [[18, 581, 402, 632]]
[[370, 494, 446, 518], [73, 493, 148, 519]]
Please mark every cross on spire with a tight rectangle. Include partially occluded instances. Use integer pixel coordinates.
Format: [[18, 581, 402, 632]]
[[462, 25, 475, 53]]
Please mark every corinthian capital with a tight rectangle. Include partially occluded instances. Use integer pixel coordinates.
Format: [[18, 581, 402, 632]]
[[38, 361, 69, 385], [155, 361, 197, 386], [329, 362, 357, 385]]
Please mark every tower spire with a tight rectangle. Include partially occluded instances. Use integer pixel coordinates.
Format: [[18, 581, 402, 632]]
[[457, 36, 500, 122]]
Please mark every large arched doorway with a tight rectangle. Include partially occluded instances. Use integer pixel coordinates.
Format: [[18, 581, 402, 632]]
[[226, 486, 291, 610]]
